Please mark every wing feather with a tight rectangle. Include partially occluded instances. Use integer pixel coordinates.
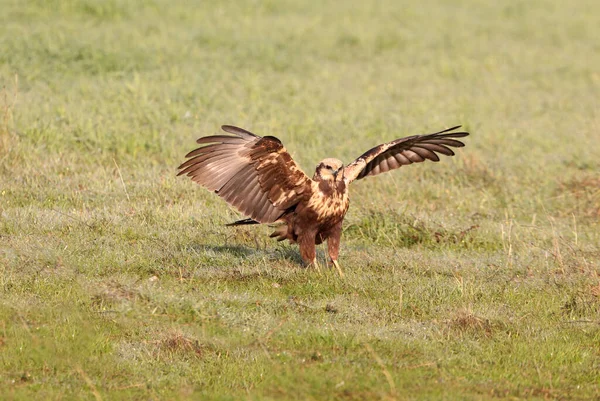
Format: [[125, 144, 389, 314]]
[[386, 155, 400, 170], [416, 143, 455, 156], [403, 150, 424, 163], [194, 135, 248, 146], [178, 149, 239, 174], [429, 138, 466, 148], [226, 174, 262, 216], [381, 156, 392, 172], [221, 125, 260, 139], [256, 194, 274, 222], [394, 153, 411, 165], [410, 146, 440, 161], [184, 143, 242, 158], [178, 125, 312, 223], [241, 178, 265, 215], [195, 157, 246, 191], [218, 164, 255, 202], [344, 126, 469, 183]]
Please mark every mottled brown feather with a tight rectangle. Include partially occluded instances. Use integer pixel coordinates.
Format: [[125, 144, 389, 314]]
[[177, 125, 312, 223], [344, 126, 469, 182]]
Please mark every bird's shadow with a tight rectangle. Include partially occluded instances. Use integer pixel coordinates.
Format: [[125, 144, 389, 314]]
[[183, 242, 305, 265], [199, 244, 256, 257]]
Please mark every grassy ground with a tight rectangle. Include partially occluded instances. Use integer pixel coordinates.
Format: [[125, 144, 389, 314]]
[[1, 0, 599, 399]]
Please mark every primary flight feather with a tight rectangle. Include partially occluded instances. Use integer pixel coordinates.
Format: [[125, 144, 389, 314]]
[[178, 125, 469, 275]]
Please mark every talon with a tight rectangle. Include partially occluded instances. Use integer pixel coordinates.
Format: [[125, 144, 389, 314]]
[[332, 260, 344, 278]]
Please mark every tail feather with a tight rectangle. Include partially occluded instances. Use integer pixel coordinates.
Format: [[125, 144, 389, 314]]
[[226, 218, 294, 244], [225, 218, 259, 226], [269, 225, 292, 242]]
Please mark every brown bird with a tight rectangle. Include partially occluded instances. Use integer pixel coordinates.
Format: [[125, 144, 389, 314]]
[[178, 125, 469, 276]]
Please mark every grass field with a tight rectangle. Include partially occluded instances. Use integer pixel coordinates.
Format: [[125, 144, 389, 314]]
[[1, 0, 599, 399]]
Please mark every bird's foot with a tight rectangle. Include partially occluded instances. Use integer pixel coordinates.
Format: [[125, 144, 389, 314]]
[[331, 259, 345, 278]]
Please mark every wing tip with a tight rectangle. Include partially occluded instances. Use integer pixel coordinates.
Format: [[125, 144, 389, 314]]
[[184, 148, 199, 157], [220, 124, 237, 132], [221, 125, 258, 138], [440, 125, 470, 136]]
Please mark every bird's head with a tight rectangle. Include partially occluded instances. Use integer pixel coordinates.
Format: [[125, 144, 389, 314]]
[[314, 158, 344, 182]]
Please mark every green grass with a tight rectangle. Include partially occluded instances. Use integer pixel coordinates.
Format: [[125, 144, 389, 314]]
[[1, 0, 599, 399]]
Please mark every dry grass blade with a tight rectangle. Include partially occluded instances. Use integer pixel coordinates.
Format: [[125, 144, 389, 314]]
[[364, 343, 397, 401], [76, 366, 103, 401]]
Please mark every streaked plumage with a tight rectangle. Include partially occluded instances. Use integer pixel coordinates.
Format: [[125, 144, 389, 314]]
[[178, 125, 469, 274]]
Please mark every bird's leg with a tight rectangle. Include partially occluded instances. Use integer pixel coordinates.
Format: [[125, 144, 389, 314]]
[[299, 231, 320, 272], [327, 222, 344, 277]]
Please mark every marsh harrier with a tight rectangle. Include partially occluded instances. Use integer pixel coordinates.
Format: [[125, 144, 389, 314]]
[[178, 125, 468, 275]]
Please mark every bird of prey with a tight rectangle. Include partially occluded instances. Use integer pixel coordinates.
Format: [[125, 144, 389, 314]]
[[178, 125, 469, 276]]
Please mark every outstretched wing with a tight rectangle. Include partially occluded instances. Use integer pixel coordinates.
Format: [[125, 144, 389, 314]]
[[343, 126, 469, 183], [177, 125, 312, 223]]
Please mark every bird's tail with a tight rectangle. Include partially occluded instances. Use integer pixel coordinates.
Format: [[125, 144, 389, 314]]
[[269, 225, 295, 243], [225, 218, 259, 226]]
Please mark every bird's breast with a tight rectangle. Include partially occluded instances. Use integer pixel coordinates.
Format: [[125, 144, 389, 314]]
[[307, 181, 350, 224]]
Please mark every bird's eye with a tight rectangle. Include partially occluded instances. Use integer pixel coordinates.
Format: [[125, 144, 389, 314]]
[[325, 165, 332, 170]]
